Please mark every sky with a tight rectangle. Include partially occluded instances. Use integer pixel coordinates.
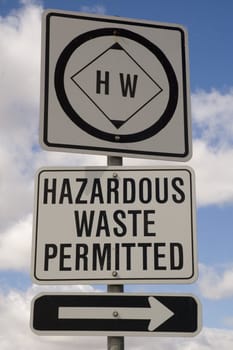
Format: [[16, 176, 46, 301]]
[[0, 0, 233, 348]]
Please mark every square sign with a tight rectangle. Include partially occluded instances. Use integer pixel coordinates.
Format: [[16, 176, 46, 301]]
[[31, 167, 197, 284], [40, 10, 192, 161]]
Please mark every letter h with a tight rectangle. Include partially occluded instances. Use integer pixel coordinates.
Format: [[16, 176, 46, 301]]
[[96, 70, 109, 95]]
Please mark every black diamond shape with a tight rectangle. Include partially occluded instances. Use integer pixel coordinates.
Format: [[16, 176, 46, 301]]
[[71, 42, 163, 129]]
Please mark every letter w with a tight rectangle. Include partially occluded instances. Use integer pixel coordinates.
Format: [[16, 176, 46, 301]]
[[74, 210, 94, 237], [119, 73, 138, 97]]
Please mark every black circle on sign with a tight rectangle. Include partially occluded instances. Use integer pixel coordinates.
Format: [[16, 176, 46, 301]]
[[55, 27, 178, 143]]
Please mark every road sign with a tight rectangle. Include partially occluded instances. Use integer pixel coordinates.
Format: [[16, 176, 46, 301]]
[[40, 10, 191, 161], [31, 293, 201, 336], [31, 166, 197, 284]]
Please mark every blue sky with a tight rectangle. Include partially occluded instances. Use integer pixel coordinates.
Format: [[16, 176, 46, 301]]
[[0, 0, 233, 349]]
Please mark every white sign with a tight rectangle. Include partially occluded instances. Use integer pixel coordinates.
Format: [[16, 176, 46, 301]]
[[31, 167, 197, 284], [40, 10, 192, 161]]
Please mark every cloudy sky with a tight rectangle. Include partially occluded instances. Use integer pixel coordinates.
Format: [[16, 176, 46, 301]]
[[0, 0, 233, 349]]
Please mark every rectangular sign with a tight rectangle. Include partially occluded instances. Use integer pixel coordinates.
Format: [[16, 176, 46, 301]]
[[31, 166, 197, 284], [40, 10, 191, 161], [31, 293, 201, 336]]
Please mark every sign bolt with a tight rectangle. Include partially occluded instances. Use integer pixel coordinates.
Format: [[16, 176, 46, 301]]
[[113, 311, 119, 318], [112, 271, 118, 277], [113, 173, 118, 178], [115, 135, 120, 141]]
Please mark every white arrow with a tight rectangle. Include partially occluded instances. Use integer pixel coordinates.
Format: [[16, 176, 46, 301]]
[[58, 296, 174, 331]]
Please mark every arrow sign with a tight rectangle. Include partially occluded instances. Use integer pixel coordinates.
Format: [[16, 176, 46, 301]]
[[58, 297, 174, 332], [31, 293, 201, 336]]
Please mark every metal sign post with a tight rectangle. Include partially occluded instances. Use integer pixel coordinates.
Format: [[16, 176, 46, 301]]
[[107, 155, 124, 350], [31, 9, 201, 346]]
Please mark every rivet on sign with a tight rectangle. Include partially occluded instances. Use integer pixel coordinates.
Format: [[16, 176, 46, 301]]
[[113, 173, 118, 178], [113, 311, 119, 318], [115, 135, 120, 141], [112, 271, 118, 277]]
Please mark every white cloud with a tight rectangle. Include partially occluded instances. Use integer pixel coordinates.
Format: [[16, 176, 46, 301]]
[[0, 214, 32, 270], [190, 140, 233, 206], [189, 89, 233, 206], [223, 317, 233, 328], [180, 88, 233, 206], [0, 3, 41, 231], [192, 89, 233, 148], [0, 285, 233, 350], [20, 0, 40, 5], [0, 2, 41, 110], [198, 264, 233, 299], [126, 328, 233, 349], [80, 5, 107, 14], [0, 285, 105, 350]]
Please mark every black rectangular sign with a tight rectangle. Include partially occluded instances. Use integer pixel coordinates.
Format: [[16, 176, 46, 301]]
[[31, 293, 201, 337]]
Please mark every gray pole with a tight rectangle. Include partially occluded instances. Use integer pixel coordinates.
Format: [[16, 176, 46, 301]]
[[107, 155, 124, 350]]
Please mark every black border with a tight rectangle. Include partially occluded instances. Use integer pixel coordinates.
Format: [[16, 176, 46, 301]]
[[33, 294, 199, 333], [54, 27, 178, 143], [33, 168, 196, 283], [70, 42, 164, 130], [42, 12, 190, 158]]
